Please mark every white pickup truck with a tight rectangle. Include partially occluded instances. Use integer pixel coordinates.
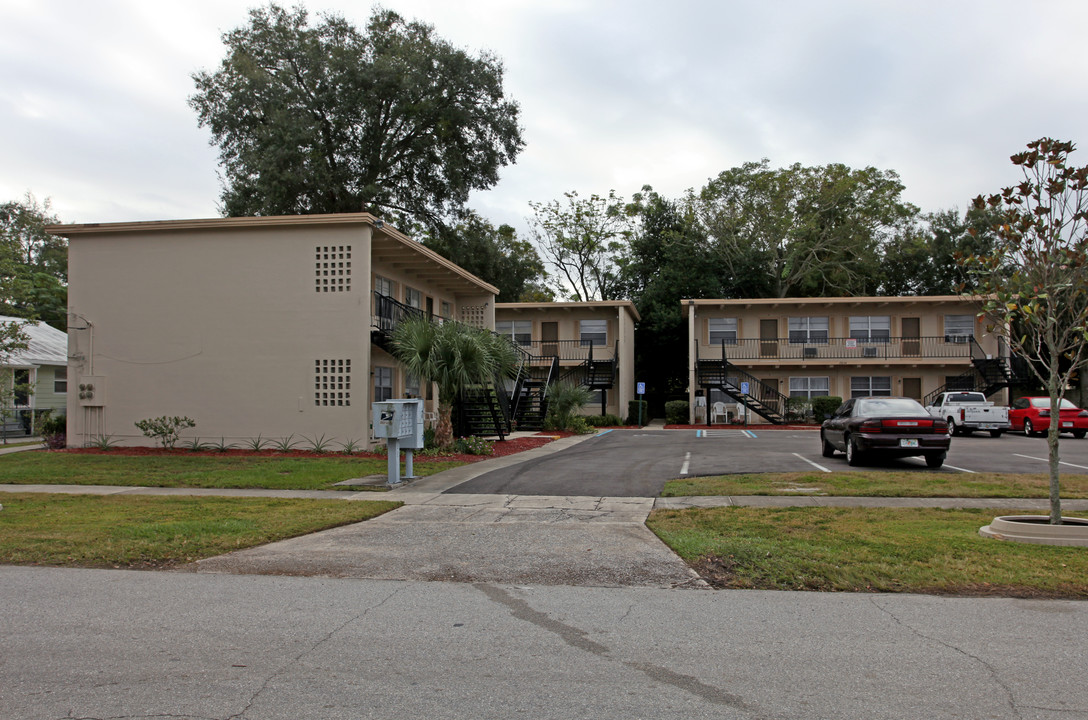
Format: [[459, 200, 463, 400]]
[[925, 391, 1011, 437]]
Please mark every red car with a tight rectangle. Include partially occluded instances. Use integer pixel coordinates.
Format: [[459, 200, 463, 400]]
[[1009, 397, 1088, 438]]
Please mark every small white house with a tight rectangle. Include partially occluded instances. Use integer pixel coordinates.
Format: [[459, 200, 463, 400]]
[[0, 315, 68, 436]]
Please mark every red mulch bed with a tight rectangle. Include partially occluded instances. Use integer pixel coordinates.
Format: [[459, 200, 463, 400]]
[[59, 434, 560, 463]]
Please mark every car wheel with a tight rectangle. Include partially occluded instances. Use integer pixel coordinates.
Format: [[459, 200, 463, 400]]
[[1024, 419, 1037, 437], [945, 418, 956, 437], [925, 451, 946, 469], [821, 432, 836, 457], [990, 430, 1004, 438], [1074, 430, 1087, 439], [846, 434, 864, 466]]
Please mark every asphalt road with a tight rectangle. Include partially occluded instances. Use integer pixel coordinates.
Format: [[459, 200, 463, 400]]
[[5, 566, 1088, 720], [450, 428, 1088, 497]]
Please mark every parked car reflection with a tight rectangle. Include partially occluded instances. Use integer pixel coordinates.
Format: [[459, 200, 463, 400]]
[[1009, 397, 1088, 438], [821, 396, 951, 468]]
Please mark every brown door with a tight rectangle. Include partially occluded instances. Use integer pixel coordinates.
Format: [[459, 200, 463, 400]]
[[903, 377, 921, 401], [902, 317, 920, 357], [760, 319, 778, 357], [542, 322, 558, 357]]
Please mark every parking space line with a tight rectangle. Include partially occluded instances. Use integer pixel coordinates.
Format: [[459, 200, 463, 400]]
[[680, 452, 691, 475], [942, 464, 976, 473], [1014, 453, 1088, 470], [792, 453, 831, 473]]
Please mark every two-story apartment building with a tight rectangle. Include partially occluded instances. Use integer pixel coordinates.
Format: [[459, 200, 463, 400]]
[[685, 296, 1012, 425], [495, 301, 638, 421], [51, 214, 497, 447]]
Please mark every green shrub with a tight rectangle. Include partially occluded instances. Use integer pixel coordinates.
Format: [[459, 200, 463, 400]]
[[452, 435, 493, 455], [811, 396, 843, 421], [39, 414, 66, 449], [134, 416, 196, 449], [785, 396, 811, 422], [584, 413, 623, 427], [545, 381, 594, 431], [665, 400, 690, 425], [567, 416, 593, 434], [626, 400, 648, 426]]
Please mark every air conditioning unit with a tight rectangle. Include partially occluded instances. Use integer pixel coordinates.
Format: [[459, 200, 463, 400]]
[[803, 347, 818, 358], [862, 347, 879, 358]]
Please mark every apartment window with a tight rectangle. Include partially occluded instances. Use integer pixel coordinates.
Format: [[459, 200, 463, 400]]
[[54, 367, 67, 394], [580, 319, 607, 346], [708, 318, 738, 345], [788, 317, 829, 344], [405, 287, 422, 309], [405, 373, 421, 398], [440, 301, 452, 320], [850, 376, 892, 397], [373, 367, 393, 402], [496, 320, 532, 346], [944, 314, 974, 343], [789, 377, 830, 398], [374, 275, 394, 297], [849, 316, 890, 343]]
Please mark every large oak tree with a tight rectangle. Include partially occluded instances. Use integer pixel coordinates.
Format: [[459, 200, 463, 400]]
[[191, 4, 524, 228]]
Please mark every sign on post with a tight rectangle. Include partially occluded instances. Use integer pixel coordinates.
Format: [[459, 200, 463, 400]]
[[636, 381, 646, 426]]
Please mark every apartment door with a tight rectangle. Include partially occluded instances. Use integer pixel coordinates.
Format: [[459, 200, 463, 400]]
[[542, 322, 559, 357], [903, 377, 921, 402], [425, 297, 434, 319], [760, 319, 778, 357], [902, 317, 920, 357]]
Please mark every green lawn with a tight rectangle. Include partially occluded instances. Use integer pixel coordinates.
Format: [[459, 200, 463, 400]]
[[0, 452, 465, 491], [662, 471, 1088, 498], [0, 492, 400, 568], [648, 505, 1088, 597]]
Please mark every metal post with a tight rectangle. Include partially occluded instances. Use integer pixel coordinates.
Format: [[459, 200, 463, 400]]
[[387, 437, 401, 484], [404, 448, 415, 479]]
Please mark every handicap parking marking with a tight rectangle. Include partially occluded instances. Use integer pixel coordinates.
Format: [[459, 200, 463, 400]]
[[698, 429, 758, 438], [1014, 453, 1088, 471]]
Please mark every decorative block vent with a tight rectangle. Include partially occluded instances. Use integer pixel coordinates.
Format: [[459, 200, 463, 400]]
[[461, 305, 486, 328], [315, 245, 352, 292], [314, 358, 351, 406]]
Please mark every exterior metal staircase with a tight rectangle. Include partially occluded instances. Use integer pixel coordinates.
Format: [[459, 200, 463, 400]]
[[696, 341, 788, 424], [921, 339, 1033, 406]]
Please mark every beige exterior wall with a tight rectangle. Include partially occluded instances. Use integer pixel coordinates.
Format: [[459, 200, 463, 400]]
[[685, 296, 1004, 423], [495, 301, 639, 418], [58, 215, 497, 448]]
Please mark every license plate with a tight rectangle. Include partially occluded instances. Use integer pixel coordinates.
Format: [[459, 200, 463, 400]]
[[900, 439, 920, 448], [979, 424, 998, 429], [1062, 421, 1074, 427]]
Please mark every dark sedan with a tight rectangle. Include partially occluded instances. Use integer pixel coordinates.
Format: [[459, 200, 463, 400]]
[[821, 396, 951, 468]]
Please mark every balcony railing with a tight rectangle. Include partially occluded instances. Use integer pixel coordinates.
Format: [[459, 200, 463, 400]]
[[512, 339, 610, 363], [712, 336, 975, 361], [372, 292, 428, 334]]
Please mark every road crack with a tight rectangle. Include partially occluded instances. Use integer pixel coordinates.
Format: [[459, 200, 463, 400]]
[[867, 596, 1023, 719], [226, 585, 403, 720], [477, 584, 761, 715]]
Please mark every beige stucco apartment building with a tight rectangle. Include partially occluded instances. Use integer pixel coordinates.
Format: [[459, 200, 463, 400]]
[[495, 301, 639, 418], [685, 296, 1008, 424], [51, 214, 497, 447]]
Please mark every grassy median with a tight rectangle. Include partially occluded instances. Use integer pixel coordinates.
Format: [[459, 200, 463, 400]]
[[0, 452, 464, 491], [648, 505, 1088, 597], [0, 492, 400, 568], [662, 471, 1088, 498]]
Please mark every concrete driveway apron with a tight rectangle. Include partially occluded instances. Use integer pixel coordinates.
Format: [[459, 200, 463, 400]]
[[195, 433, 704, 588]]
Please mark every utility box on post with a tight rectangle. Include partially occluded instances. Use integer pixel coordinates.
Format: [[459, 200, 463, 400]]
[[372, 399, 425, 484]]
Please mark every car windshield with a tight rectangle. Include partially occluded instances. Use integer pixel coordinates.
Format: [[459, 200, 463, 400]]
[[1029, 398, 1078, 410], [854, 398, 927, 417]]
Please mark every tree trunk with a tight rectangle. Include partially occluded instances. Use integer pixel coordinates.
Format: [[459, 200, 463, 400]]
[[1048, 378, 1063, 525], [436, 401, 454, 449]]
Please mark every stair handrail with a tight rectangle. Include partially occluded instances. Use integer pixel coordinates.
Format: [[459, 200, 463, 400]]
[[720, 360, 790, 423]]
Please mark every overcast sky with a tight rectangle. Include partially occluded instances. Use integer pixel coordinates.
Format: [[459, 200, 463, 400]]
[[3, 0, 1088, 236]]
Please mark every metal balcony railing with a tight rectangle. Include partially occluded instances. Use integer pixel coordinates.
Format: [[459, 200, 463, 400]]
[[711, 336, 975, 361], [512, 339, 610, 362]]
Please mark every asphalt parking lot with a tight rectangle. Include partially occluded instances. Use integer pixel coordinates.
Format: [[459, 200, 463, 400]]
[[449, 428, 1088, 497]]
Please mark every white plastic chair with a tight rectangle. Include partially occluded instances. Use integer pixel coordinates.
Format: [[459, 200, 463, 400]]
[[711, 401, 728, 425]]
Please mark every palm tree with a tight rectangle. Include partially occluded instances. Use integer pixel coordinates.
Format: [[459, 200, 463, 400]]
[[390, 316, 518, 447]]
